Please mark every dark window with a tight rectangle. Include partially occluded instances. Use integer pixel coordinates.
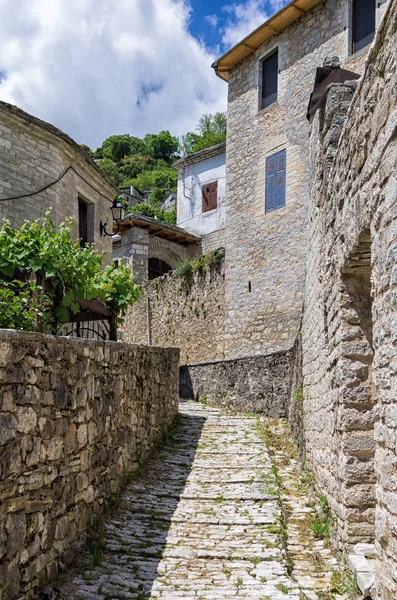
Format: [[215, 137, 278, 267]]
[[265, 149, 286, 212], [261, 50, 278, 110], [352, 0, 375, 53], [202, 181, 218, 213], [78, 199, 88, 247], [113, 260, 119, 269], [149, 258, 172, 280]]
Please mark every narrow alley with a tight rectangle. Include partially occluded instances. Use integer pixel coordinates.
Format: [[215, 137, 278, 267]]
[[50, 401, 342, 600]]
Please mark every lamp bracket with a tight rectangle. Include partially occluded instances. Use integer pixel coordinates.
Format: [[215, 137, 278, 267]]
[[100, 221, 120, 237]]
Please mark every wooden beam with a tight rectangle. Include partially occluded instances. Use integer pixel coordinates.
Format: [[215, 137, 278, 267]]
[[67, 311, 109, 324], [77, 298, 113, 318], [292, 5, 307, 14], [266, 24, 280, 34]]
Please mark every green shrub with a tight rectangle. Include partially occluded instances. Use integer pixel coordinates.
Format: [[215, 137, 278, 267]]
[[175, 258, 192, 277], [0, 217, 141, 332], [129, 203, 176, 225], [175, 249, 224, 278]]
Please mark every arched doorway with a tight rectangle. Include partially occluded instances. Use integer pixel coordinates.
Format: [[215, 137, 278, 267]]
[[148, 257, 172, 280]]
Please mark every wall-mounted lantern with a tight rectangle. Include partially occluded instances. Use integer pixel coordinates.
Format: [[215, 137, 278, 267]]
[[99, 198, 126, 237]]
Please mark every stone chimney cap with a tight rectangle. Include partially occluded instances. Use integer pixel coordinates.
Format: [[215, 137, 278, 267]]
[[323, 56, 341, 68]]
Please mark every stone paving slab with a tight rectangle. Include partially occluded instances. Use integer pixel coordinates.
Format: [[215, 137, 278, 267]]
[[51, 401, 300, 599]]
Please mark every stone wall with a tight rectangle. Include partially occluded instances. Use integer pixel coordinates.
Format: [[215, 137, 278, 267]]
[[0, 330, 179, 600], [224, 0, 387, 359], [121, 261, 225, 364], [0, 102, 117, 261], [180, 349, 294, 417], [199, 229, 225, 255], [302, 1, 397, 596]]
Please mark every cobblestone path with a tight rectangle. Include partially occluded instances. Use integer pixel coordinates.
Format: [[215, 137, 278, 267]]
[[58, 401, 301, 599]]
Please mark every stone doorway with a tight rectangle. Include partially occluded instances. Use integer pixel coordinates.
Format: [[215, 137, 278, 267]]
[[336, 230, 376, 547]]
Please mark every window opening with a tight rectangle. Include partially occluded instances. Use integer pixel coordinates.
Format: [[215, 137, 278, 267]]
[[78, 199, 88, 247], [262, 50, 278, 109], [352, 0, 375, 53], [149, 257, 172, 280]]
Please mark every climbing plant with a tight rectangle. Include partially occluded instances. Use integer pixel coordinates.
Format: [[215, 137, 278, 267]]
[[0, 217, 141, 332]]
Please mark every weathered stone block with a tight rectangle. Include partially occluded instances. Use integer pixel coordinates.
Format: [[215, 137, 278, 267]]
[[5, 513, 26, 559]]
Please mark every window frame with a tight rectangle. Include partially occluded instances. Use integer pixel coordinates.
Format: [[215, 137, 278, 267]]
[[265, 149, 287, 213], [260, 48, 279, 111]]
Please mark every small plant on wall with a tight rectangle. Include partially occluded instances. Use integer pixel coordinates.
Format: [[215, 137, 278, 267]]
[[0, 217, 141, 332], [175, 249, 224, 278]]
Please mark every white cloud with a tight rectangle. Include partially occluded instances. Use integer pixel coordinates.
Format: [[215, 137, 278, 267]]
[[205, 14, 219, 28], [221, 0, 289, 48], [0, 0, 227, 148]]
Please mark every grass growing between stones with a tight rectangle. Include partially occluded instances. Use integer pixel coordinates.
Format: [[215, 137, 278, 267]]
[[329, 562, 361, 598], [256, 419, 294, 575], [256, 416, 359, 598], [307, 495, 333, 543]]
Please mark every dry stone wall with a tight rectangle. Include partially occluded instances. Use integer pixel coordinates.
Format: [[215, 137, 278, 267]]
[[302, 2, 397, 597], [0, 330, 179, 600], [180, 349, 294, 417], [121, 261, 225, 364]]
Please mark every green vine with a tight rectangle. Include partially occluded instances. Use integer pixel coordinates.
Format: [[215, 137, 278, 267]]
[[0, 217, 141, 332]]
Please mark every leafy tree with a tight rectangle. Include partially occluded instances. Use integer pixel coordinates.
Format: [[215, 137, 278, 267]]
[[131, 203, 177, 225], [128, 167, 177, 196], [97, 158, 121, 185], [144, 131, 179, 164], [95, 134, 146, 163], [149, 188, 168, 205], [0, 218, 141, 331], [120, 155, 150, 180], [186, 112, 227, 154]]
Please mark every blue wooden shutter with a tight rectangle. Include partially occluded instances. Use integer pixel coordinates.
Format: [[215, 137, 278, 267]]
[[266, 150, 286, 212], [276, 149, 286, 208], [265, 154, 276, 212]]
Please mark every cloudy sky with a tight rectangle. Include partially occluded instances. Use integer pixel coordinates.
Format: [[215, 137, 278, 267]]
[[0, 0, 288, 149]]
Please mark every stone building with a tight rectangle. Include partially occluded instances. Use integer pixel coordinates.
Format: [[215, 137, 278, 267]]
[[0, 101, 118, 258], [299, 0, 397, 595], [118, 184, 145, 209], [113, 212, 198, 283], [174, 143, 226, 255], [213, 0, 388, 359]]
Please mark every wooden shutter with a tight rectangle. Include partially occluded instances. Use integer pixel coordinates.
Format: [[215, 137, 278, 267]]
[[265, 154, 277, 212], [202, 181, 218, 213], [266, 150, 286, 212], [276, 150, 286, 209], [209, 181, 218, 211]]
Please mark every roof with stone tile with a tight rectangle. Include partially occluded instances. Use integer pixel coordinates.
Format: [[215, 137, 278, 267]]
[[0, 100, 119, 193], [212, 0, 322, 82], [173, 142, 226, 169]]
